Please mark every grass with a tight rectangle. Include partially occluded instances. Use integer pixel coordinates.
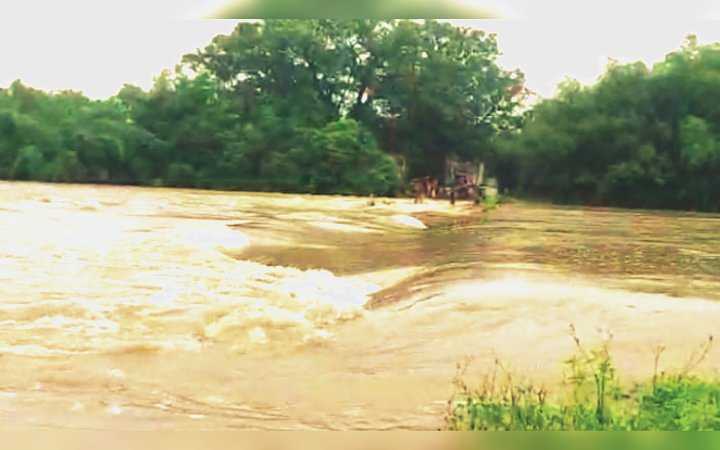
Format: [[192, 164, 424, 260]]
[[483, 195, 499, 210], [445, 325, 720, 430]]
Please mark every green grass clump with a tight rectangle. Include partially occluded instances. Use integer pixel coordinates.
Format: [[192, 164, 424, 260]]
[[482, 195, 499, 211], [445, 326, 718, 430]]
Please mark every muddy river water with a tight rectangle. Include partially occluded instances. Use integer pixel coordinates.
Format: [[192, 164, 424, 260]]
[[0, 181, 719, 430]]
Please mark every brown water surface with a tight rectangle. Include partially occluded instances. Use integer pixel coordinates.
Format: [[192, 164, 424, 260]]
[[0, 181, 719, 430]]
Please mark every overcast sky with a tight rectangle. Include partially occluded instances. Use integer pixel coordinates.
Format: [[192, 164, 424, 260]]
[[1, 1, 720, 99]]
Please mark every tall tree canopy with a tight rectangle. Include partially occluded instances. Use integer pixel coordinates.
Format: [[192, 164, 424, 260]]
[[0, 20, 525, 196], [183, 19, 526, 180], [491, 36, 720, 212], [0, 20, 518, 197]]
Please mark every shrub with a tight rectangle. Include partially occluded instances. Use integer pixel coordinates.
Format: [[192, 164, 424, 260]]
[[165, 162, 196, 187]]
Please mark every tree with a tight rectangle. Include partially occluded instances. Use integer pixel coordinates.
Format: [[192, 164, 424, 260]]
[[0, 20, 525, 198], [283, 119, 401, 195], [184, 20, 526, 180], [495, 36, 720, 212]]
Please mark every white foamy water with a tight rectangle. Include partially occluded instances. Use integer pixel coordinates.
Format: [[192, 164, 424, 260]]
[[0, 183, 435, 359], [390, 214, 428, 229]]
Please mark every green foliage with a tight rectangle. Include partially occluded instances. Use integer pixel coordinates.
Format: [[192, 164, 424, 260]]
[[49, 150, 86, 182], [634, 376, 720, 430], [445, 332, 719, 431], [5, 24, 720, 211], [165, 162, 197, 188], [482, 194, 498, 210], [10, 145, 46, 180], [0, 82, 148, 185], [364, 20, 524, 178], [492, 39, 720, 212], [184, 19, 523, 181], [0, 20, 520, 196], [283, 119, 401, 195], [680, 115, 719, 169]]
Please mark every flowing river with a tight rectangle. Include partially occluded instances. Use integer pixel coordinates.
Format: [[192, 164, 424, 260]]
[[0, 181, 719, 430]]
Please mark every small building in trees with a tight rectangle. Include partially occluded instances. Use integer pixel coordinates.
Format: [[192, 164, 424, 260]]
[[444, 155, 498, 199], [444, 156, 484, 187]]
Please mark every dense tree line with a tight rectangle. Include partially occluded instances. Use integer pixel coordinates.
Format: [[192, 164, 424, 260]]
[[0, 20, 522, 196], [491, 36, 720, 212], [4, 21, 717, 212]]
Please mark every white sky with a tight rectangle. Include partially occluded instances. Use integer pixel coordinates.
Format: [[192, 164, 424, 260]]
[[1, 1, 719, 99]]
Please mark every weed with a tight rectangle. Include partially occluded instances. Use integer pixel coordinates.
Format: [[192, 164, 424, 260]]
[[445, 328, 718, 430]]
